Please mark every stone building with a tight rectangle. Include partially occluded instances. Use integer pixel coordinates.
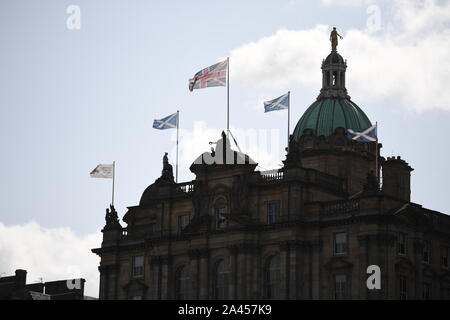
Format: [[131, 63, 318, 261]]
[[0, 269, 88, 300], [92, 45, 450, 300]]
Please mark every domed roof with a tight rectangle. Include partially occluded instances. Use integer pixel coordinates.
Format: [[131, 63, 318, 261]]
[[324, 51, 345, 65], [292, 98, 372, 139]]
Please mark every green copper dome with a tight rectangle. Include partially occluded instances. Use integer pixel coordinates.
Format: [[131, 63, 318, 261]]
[[292, 98, 372, 139], [293, 47, 372, 139]]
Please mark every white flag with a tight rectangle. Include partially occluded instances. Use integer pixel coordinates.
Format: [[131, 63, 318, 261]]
[[90, 164, 113, 179]]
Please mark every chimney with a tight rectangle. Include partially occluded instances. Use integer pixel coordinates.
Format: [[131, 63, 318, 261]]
[[382, 156, 413, 202], [14, 269, 27, 289]]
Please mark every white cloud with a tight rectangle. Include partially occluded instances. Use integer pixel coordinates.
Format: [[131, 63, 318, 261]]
[[231, 0, 450, 112], [0, 221, 101, 298], [290, 0, 372, 6], [321, 0, 374, 5]]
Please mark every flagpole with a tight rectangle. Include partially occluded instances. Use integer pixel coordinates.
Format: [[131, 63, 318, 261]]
[[287, 91, 290, 153], [112, 161, 115, 206], [227, 57, 230, 136], [176, 110, 179, 183]]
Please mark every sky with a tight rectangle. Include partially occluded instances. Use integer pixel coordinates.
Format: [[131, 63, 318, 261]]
[[0, 0, 449, 297]]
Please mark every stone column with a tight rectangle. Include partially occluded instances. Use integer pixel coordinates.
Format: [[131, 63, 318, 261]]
[[357, 235, 368, 299], [198, 249, 210, 299], [245, 244, 260, 299], [227, 246, 238, 299], [279, 241, 290, 299], [98, 265, 109, 300], [188, 250, 200, 299], [160, 256, 170, 299], [414, 239, 424, 299], [310, 240, 322, 299], [236, 244, 247, 299], [288, 241, 301, 299], [149, 256, 160, 300]]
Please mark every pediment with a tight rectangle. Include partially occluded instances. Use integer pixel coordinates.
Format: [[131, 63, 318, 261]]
[[122, 278, 148, 292], [394, 256, 415, 272], [324, 256, 353, 271], [392, 204, 431, 229]]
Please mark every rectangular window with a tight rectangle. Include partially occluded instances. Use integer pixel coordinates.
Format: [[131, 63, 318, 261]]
[[334, 233, 347, 255], [442, 246, 449, 268], [398, 233, 407, 255], [132, 255, 144, 278], [422, 283, 431, 300], [334, 275, 347, 300], [178, 214, 190, 234], [423, 241, 430, 263], [267, 201, 279, 225], [216, 207, 227, 229], [399, 276, 407, 300]]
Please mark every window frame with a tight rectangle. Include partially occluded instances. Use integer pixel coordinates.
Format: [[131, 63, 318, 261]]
[[175, 265, 190, 300], [132, 255, 144, 279], [423, 240, 430, 263], [442, 246, 450, 269], [213, 259, 230, 300], [334, 274, 347, 300], [215, 207, 228, 229], [178, 213, 190, 234], [398, 232, 407, 255], [265, 255, 281, 299], [214, 198, 228, 230], [422, 283, 431, 300], [266, 201, 280, 225], [399, 276, 408, 300], [334, 232, 347, 256]]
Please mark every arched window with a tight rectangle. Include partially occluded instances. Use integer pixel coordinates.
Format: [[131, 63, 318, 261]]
[[265, 255, 280, 299], [303, 137, 314, 149], [175, 265, 190, 300], [332, 71, 338, 86], [214, 198, 228, 229], [214, 259, 230, 299]]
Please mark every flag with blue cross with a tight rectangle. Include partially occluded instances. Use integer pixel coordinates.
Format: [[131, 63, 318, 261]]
[[264, 92, 289, 113], [347, 124, 377, 142], [153, 112, 178, 130]]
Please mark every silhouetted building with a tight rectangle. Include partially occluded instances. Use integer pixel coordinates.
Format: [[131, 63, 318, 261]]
[[92, 44, 450, 300], [0, 269, 89, 300]]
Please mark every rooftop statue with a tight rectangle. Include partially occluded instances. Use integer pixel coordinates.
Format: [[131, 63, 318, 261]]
[[330, 27, 343, 51], [158, 152, 174, 183]]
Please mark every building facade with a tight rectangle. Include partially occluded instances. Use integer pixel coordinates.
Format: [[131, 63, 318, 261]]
[[92, 46, 450, 300], [0, 269, 88, 300]]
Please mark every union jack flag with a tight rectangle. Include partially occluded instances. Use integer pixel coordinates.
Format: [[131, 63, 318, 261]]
[[189, 59, 228, 92]]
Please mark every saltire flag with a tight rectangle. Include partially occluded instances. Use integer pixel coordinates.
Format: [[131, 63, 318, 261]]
[[264, 92, 289, 113], [189, 59, 228, 92], [347, 124, 377, 142], [153, 112, 178, 130], [90, 164, 113, 179]]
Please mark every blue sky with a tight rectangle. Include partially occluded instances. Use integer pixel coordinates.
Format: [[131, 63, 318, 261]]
[[0, 0, 449, 297]]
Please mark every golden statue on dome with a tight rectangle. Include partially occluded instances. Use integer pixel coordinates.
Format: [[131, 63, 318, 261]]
[[330, 27, 343, 51]]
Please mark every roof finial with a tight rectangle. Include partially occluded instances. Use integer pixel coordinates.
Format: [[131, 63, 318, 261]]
[[330, 27, 343, 51]]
